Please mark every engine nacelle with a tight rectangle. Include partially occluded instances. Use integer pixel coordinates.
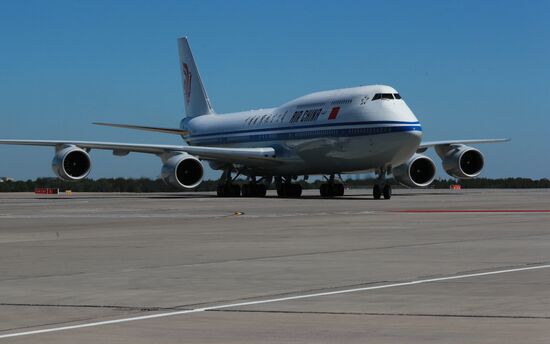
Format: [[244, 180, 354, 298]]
[[161, 153, 204, 189], [51, 146, 92, 181], [438, 145, 484, 179], [392, 154, 436, 187]]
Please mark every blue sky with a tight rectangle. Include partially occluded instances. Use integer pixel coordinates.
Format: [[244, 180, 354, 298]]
[[0, 0, 549, 180]]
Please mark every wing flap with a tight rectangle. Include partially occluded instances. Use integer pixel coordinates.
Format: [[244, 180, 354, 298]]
[[417, 138, 510, 153]]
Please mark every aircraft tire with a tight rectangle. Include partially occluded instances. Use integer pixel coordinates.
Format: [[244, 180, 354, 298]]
[[320, 183, 344, 197], [373, 185, 381, 200], [217, 184, 241, 197], [278, 184, 301, 198], [243, 183, 267, 197], [320, 183, 329, 197], [335, 183, 345, 197], [276, 185, 286, 197], [256, 184, 267, 197], [232, 184, 241, 197], [383, 184, 392, 200], [293, 184, 302, 197]]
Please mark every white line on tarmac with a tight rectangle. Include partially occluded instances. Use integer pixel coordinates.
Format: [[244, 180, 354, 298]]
[[1, 264, 549, 339]]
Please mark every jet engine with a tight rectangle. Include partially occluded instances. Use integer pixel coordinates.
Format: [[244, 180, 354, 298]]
[[437, 145, 484, 179], [51, 146, 92, 181], [161, 153, 204, 189], [392, 154, 436, 187]]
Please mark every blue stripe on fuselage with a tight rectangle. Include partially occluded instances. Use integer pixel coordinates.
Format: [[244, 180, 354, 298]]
[[187, 120, 420, 139], [187, 123, 422, 146]]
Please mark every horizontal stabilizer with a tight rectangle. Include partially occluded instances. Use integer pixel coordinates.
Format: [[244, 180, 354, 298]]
[[93, 122, 189, 136]]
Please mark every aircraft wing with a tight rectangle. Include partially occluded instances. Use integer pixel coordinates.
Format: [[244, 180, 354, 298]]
[[0, 140, 277, 165], [417, 138, 510, 153]]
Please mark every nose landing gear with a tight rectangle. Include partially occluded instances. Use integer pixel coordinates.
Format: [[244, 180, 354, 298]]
[[373, 168, 392, 200]]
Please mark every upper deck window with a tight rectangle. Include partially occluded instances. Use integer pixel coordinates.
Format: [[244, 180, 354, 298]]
[[297, 102, 325, 109], [331, 99, 352, 106], [372, 93, 395, 100]]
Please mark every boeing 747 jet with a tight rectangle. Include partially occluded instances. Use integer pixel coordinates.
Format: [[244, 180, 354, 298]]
[[0, 37, 508, 199]]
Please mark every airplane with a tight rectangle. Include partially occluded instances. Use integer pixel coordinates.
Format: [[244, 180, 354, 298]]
[[0, 37, 508, 199]]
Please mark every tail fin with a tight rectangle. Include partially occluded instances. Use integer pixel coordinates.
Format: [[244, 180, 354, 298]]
[[177, 37, 215, 117]]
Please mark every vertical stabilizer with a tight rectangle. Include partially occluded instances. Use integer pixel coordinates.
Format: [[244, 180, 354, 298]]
[[177, 37, 215, 117]]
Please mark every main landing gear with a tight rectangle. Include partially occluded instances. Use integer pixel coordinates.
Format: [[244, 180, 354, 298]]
[[216, 169, 241, 197], [241, 177, 267, 197], [373, 168, 392, 200], [276, 176, 302, 198], [216, 170, 269, 198], [319, 174, 345, 197]]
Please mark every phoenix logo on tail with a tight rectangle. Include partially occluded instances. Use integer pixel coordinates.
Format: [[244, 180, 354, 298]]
[[182, 63, 192, 105]]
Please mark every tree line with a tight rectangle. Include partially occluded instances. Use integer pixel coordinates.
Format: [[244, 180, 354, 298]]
[[0, 177, 549, 192]]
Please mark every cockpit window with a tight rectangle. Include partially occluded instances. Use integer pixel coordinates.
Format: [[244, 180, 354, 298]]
[[372, 93, 395, 100], [394, 93, 402, 99]]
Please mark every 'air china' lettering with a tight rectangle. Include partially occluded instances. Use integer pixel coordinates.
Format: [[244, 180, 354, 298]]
[[289, 108, 322, 123]]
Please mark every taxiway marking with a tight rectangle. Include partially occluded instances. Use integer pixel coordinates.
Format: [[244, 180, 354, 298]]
[[1, 264, 549, 339], [394, 209, 550, 213]]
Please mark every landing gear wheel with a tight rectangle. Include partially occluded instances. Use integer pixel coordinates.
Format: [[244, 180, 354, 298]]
[[383, 184, 392, 200], [216, 184, 225, 197], [241, 183, 267, 197], [256, 184, 267, 197], [217, 184, 241, 197], [335, 183, 344, 197], [293, 184, 302, 197], [373, 184, 381, 200], [277, 183, 302, 198], [232, 184, 241, 197], [241, 184, 250, 197], [320, 183, 345, 197], [320, 183, 331, 197]]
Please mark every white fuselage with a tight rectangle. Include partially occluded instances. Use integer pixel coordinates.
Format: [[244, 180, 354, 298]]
[[181, 85, 422, 176]]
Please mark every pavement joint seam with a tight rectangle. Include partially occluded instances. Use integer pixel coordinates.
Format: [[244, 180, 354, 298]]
[[0, 303, 173, 312], [170, 280, 397, 310], [2, 234, 548, 283], [209, 309, 550, 320], [0, 310, 147, 334]]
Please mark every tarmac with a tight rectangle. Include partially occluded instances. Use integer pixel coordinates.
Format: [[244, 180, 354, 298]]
[[0, 188, 549, 343]]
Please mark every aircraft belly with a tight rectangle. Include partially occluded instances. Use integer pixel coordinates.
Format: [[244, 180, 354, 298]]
[[207, 131, 421, 175], [289, 132, 420, 174]]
